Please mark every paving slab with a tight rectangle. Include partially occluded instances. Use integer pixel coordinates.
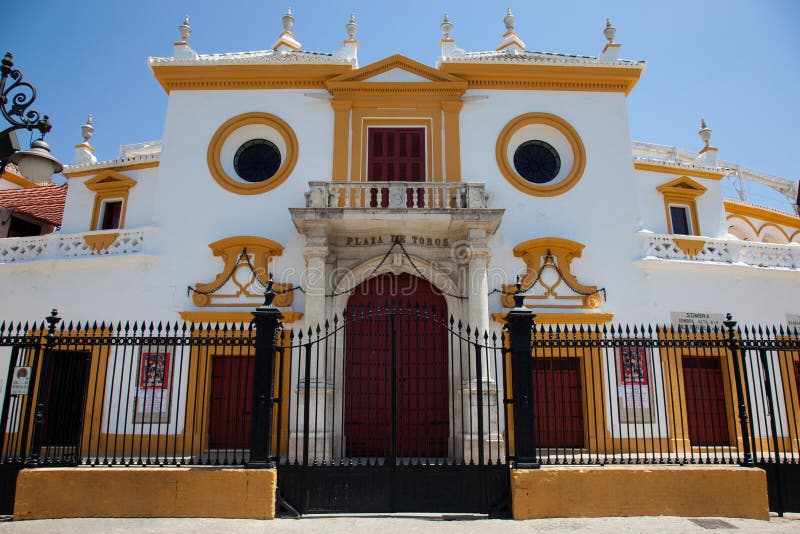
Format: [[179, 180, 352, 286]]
[[0, 515, 799, 534]]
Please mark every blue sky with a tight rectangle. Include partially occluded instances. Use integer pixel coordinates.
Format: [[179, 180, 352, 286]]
[[3, 0, 799, 188]]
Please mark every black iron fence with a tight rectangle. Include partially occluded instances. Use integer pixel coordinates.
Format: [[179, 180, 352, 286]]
[[1, 305, 800, 514]]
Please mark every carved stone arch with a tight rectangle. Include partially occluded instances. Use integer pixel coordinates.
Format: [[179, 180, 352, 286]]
[[331, 253, 460, 316]]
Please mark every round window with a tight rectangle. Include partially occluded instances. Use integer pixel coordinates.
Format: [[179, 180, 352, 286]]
[[513, 140, 561, 184], [234, 139, 282, 183]]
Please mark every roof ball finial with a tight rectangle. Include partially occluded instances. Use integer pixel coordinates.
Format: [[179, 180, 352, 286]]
[[699, 117, 712, 146], [346, 12, 358, 39], [604, 18, 616, 43], [504, 8, 515, 31], [179, 16, 192, 42], [282, 7, 295, 33], [441, 13, 453, 39], [81, 114, 94, 143]]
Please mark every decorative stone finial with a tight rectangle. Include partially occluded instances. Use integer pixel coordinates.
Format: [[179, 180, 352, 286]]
[[179, 16, 192, 42], [604, 18, 616, 43], [699, 118, 712, 147], [81, 115, 94, 143], [504, 8, 515, 31], [73, 114, 97, 165], [346, 12, 358, 39], [441, 13, 453, 39], [497, 8, 525, 53], [273, 7, 301, 52], [282, 7, 295, 33]]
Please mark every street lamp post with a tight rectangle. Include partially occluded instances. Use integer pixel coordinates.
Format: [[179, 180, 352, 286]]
[[0, 51, 62, 183]]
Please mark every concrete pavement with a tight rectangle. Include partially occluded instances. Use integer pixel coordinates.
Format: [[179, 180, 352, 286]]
[[0, 515, 798, 533]]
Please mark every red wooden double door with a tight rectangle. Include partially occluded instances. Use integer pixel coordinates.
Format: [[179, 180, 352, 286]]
[[344, 273, 449, 458]]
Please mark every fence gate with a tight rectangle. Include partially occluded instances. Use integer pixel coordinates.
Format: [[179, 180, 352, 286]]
[[275, 299, 510, 515]]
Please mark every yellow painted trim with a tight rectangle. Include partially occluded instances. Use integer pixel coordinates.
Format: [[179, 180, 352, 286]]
[[83, 232, 119, 252], [328, 54, 464, 85], [496, 113, 586, 197], [150, 63, 352, 94], [491, 312, 613, 325], [64, 161, 159, 178], [634, 161, 725, 181], [439, 62, 643, 96], [330, 100, 352, 182], [602, 43, 622, 54], [84, 171, 137, 231], [206, 112, 298, 196], [673, 237, 707, 258], [724, 200, 800, 230], [510, 467, 768, 520], [657, 176, 707, 236], [179, 310, 303, 323], [14, 468, 277, 520], [442, 100, 463, 183], [757, 222, 791, 243], [192, 236, 294, 308], [1, 169, 38, 188], [501, 237, 600, 309]]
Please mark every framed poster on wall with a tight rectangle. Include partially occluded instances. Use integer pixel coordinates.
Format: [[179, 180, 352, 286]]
[[616, 344, 653, 423], [134, 347, 173, 424]]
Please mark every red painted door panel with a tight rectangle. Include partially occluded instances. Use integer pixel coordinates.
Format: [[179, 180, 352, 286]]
[[345, 273, 448, 458], [682, 356, 730, 446], [532, 357, 584, 448], [367, 128, 426, 208], [209, 356, 254, 449]]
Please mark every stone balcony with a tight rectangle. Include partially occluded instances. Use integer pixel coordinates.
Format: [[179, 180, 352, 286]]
[[636, 231, 800, 270], [291, 181, 503, 236], [0, 227, 154, 264]]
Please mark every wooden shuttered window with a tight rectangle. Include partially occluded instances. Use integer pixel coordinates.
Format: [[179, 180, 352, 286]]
[[368, 128, 425, 182]]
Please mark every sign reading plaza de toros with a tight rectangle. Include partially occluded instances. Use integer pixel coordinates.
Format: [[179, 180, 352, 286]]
[[340, 235, 451, 248]]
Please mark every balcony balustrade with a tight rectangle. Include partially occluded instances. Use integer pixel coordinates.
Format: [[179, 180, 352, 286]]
[[0, 227, 152, 264], [637, 231, 800, 270], [304, 181, 489, 209]]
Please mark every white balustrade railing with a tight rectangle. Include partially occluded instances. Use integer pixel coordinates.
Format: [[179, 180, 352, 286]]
[[304, 181, 489, 209], [637, 231, 800, 269], [0, 227, 152, 264]]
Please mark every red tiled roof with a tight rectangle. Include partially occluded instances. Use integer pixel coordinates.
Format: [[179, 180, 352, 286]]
[[0, 184, 68, 227]]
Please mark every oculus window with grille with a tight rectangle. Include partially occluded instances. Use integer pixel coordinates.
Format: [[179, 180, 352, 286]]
[[234, 139, 281, 183], [513, 140, 561, 184]]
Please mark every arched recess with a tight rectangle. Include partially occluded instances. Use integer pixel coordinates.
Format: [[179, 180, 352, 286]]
[[726, 216, 757, 241], [758, 223, 790, 244], [343, 273, 449, 457]]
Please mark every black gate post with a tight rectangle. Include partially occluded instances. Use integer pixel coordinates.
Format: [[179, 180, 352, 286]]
[[723, 313, 755, 468], [27, 309, 61, 468], [248, 280, 282, 469], [505, 290, 538, 469]]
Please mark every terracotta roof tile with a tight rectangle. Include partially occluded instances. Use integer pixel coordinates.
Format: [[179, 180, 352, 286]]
[[0, 184, 68, 227]]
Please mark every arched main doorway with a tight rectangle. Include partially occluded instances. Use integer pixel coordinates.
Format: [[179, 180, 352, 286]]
[[344, 272, 449, 458]]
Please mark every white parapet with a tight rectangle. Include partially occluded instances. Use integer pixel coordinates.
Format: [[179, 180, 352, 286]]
[[0, 227, 153, 264], [636, 231, 800, 270]]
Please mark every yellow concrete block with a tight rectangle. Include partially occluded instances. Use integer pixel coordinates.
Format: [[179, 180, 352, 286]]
[[511, 466, 769, 520], [14, 467, 276, 520]]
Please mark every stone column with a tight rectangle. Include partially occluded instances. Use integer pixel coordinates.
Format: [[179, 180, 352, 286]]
[[459, 227, 503, 463], [291, 225, 334, 463]]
